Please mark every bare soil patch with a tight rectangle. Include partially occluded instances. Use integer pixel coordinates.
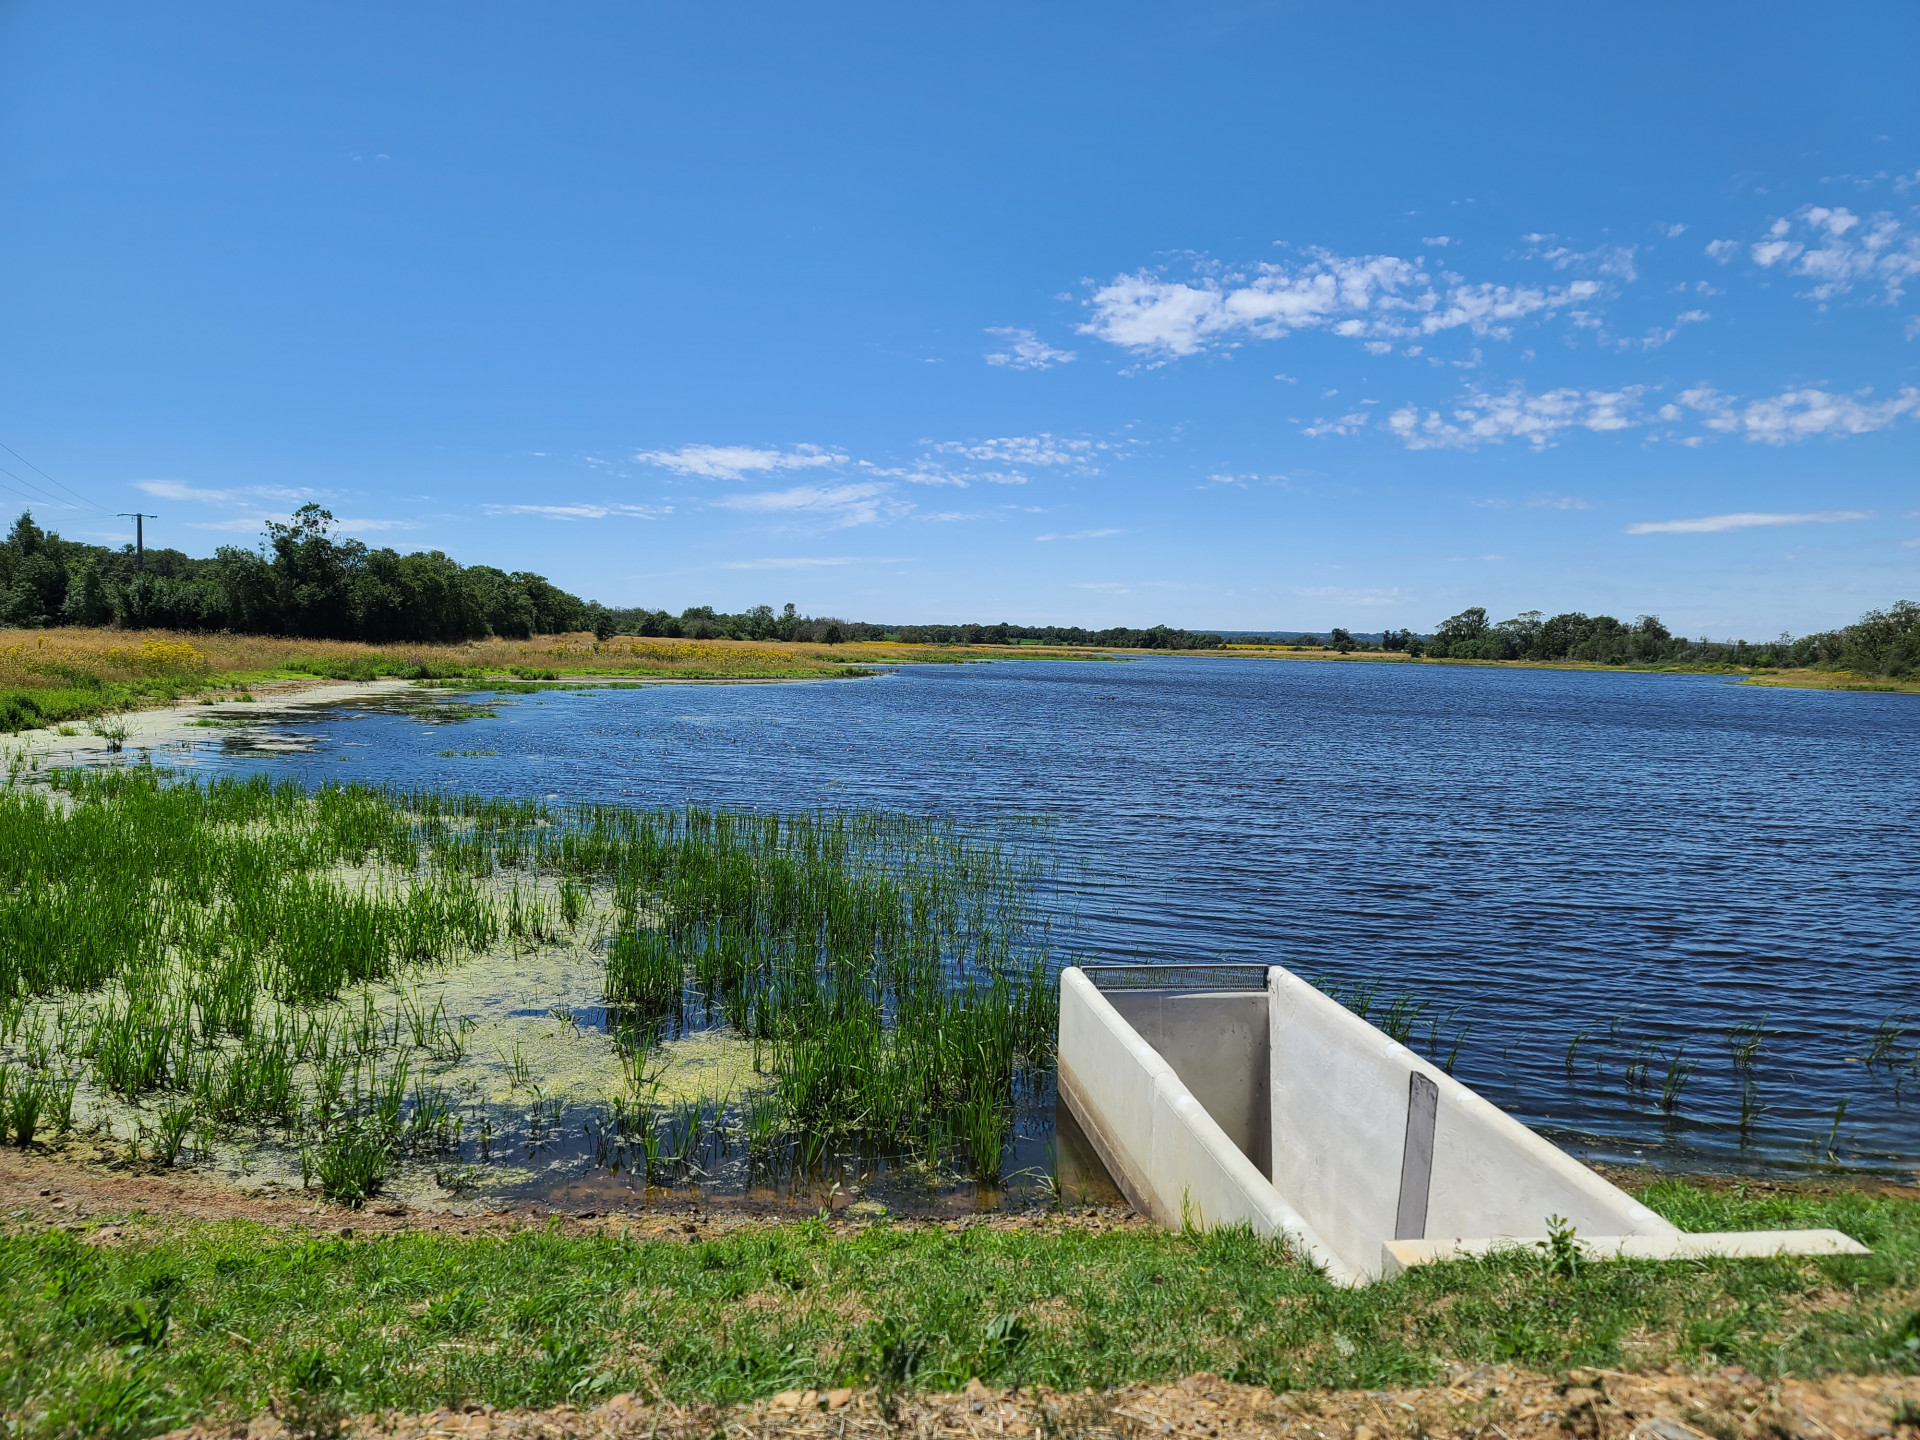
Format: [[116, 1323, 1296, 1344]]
[[156, 1367, 1920, 1440]]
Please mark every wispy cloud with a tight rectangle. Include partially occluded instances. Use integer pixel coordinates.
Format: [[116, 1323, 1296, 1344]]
[[929, 434, 1099, 469], [1077, 248, 1606, 360], [1676, 384, 1920, 443], [482, 503, 668, 520], [711, 482, 906, 527], [984, 327, 1076, 370], [633, 444, 845, 480], [1293, 584, 1406, 606], [719, 556, 903, 569], [137, 479, 314, 503], [1528, 494, 1592, 510], [1626, 510, 1872, 535], [1384, 384, 1645, 450], [1036, 528, 1122, 542]]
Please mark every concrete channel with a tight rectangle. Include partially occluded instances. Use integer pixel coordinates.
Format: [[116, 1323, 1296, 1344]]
[[1057, 963, 1868, 1285]]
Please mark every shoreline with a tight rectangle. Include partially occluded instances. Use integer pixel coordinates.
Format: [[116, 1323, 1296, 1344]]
[[0, 669, 874, 768], [1197, 646, 1920, 693]]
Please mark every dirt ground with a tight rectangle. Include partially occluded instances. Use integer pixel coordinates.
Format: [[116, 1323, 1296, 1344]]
[[0, 1142, 1148, 1241], [152, 1365, 1920, 1440]]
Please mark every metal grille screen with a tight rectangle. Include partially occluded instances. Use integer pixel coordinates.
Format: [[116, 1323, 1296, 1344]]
[[1081, 963, 1271, 992]]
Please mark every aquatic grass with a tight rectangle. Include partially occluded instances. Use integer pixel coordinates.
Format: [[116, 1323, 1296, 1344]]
[[1861, 1012, 1913, 1069], [1726, 1016, 1768, 1068], [0, 767, 1060, 1198], [1658, 1046, 1695, 1115], [310, 1122, 395, 1207]]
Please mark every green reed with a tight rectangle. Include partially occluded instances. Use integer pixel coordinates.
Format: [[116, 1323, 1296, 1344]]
[[0, 766, 1060, 1203]]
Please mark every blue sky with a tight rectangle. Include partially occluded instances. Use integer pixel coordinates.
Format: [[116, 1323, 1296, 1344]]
[[2, 2, 1916, 635]]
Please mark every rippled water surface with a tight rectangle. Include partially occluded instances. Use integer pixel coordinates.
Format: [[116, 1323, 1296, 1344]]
[[178, 657, 1920, 1178]]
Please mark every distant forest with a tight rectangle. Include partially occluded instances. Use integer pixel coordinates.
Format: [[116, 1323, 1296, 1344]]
[[1, 506, 1913, 675], [1388, 604, 1920, 677], [0, 506, 1228, 650]]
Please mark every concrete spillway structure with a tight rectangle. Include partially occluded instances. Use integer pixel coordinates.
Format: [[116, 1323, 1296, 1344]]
[[1058, 963, 1867, 1285]]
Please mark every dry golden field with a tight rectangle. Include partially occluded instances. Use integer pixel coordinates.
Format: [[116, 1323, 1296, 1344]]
[[0, 627, 1124, 731]]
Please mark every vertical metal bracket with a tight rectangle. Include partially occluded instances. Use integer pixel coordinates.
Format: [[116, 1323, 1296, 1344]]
[[1394, 1072, 1439, 1241]]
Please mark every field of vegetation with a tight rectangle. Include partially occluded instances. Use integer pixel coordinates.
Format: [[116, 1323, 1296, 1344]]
[[0, 626, 1127, 735], [0, 769, 1061, 1210], [0, 1179, 1914, 1439]]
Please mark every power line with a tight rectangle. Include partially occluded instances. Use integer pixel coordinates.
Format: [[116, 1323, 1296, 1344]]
[[0, 462, 90, 516], [0, 440, 110, 515]]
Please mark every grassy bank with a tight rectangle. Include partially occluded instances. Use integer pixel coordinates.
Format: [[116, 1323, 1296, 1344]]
[[1215, 644, 1920, 693], [0, 1179, 1913, 1439], [0, 628, 1129, 734]]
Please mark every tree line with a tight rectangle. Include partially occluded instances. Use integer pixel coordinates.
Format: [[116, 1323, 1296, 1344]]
[[0, 507, 1228, 649], [1387, 603, 1920, 677], [6, 506, 1909, 673]]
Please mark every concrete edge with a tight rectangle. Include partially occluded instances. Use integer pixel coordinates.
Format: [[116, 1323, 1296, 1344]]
[[1057, 1059, 1156, 1220], [1060, 969, 1358, 1285], [1380, 1228, 1871, 1278], [1268, 964, 1681, 1240]]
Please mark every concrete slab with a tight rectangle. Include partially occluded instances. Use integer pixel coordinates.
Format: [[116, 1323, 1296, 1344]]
[[1381, 1228, 1871, 1278]]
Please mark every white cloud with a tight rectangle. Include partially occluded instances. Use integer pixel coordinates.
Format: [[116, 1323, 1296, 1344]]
[[1704, 239, 1740, 262], [633, 443, 845, 479], [1663, 224, 1688, 239], [1035, 528, 1122, 541], [1383, 384, 1646, 450], [1747, 206, 1920, 304], [1292, 585, 1405, 606], [719, 557, 889, 569], [711, 482, 905, 527], [1077, 248, 1606, 359], [1676, 384, 1920, 442], [1301, 411, 1373, 438], [482, 503, 668, 520], [1626, 510, 1872, 535], [1637, 308, 1710, 349], [1535, 242, 1639, 282], [915, 434, 1101, 487], [137, 479, 314, 504], [1421, 236, 1453, 247], [984, 327, 1076, 370], [1528, 494, 1592, 510]]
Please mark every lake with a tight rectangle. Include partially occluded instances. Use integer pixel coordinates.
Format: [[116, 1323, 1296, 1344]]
[[173, 655, 1920, 1192]]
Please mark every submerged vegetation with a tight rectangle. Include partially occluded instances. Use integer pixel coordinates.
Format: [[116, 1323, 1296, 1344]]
[[0, 1178, 1912, 1437], [0, 769, 1059, 1206]]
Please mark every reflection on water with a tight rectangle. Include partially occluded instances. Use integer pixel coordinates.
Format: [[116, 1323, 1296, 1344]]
[[122, 658, 1920, 1191]]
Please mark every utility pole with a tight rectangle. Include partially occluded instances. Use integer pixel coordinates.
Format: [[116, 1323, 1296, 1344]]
[[117, 513, 158, 572]]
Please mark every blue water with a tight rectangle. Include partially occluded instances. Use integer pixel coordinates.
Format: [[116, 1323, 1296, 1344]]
[[174, 657, 1920, 1176]]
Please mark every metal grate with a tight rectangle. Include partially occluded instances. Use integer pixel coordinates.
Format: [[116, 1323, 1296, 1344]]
[[1081, 962, 1271, 992]]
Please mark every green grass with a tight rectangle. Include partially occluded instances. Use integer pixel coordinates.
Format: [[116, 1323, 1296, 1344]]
[[0, 684, 141, 733], [1, 1180, 1915, 1439]]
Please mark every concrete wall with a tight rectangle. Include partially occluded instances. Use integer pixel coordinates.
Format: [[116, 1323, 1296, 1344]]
[[1267, 964, 1677, 1279], [1105, 989, 1271, 1174], [1057, 968, 1354, 1283]]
